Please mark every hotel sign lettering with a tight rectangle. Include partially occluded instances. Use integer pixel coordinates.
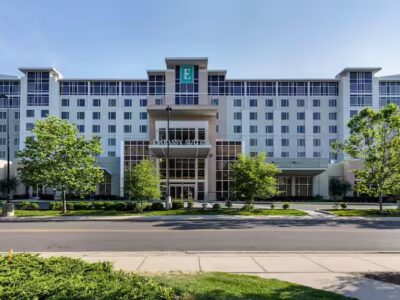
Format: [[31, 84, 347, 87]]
[[180, 65, 194, 84], [153, 139, 206, 145]]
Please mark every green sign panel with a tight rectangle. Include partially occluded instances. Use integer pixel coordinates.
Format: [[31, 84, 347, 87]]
[[180, 65, 194, 84]]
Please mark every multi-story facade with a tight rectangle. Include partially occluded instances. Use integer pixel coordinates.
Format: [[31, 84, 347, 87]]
[[1, 57, 399, 200]]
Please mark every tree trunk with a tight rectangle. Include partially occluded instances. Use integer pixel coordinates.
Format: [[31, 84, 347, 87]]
[[379, 193, 383, 214], [62, 190, 67, 213]]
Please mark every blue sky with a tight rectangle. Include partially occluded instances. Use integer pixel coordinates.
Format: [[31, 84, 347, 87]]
[[1, 0, 400, 79]]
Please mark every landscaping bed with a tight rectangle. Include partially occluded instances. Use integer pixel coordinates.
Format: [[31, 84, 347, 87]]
[[0, 254, 352, 299], [364, 272, 400, 286], [327, 209, 400, 217]]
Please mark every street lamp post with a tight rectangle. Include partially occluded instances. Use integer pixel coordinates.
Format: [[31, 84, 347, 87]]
[[1, 94, 15, 217], [165, 106, 172, 209]]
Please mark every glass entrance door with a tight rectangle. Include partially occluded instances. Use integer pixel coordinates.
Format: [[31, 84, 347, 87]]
[[170, 184, 196, 201]]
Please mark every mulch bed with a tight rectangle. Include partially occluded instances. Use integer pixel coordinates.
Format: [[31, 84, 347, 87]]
[[364, 272, 400, 285]]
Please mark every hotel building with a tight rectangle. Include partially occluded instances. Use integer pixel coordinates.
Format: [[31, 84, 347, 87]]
[[0, 57, 399, 200]]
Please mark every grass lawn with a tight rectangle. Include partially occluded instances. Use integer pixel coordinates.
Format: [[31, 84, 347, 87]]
[[0, 254, 352, 300], [153, 272, 353, 300], [329, 209, 400, 217], [14, 208, 307, 217]]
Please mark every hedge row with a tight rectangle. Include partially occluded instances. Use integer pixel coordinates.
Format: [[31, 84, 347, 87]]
[[15, 201, 169, 211]]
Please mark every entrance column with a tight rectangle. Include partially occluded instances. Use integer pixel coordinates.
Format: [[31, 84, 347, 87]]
[[291, 176, 296, 196]]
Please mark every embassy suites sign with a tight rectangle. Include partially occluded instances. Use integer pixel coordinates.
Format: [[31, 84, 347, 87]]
[[153, 139, 207, 145]]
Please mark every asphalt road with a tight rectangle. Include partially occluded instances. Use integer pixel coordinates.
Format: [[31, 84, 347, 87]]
[[1, 219, 400, 252]]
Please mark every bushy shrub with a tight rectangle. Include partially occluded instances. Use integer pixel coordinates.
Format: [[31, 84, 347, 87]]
[[241, 203, 254, 211], [313, 194, 324, 202], [103, 202, 127, 211], [187, 199, 194, 209], [172, 200, 184, 210], [66, 202, 74, 210], [73, 202, 94, 210], [202, 203, 208, 210], [151, 202, 164, 211], [0, 253, 174, 300], [270, 203, 275, 209], [340, 202, 347, 209], [282, 203, 290, 210], [225, 201, 232, 208], [92, 201, 105, 210], [212, 203, 221, 210], [49, 202, 62, 210], [16, 201, 39, 210]]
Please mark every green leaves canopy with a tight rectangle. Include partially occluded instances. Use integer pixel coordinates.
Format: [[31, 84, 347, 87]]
[[18, 116, 104, 196], [334, 104, 400, 211], [230, 152, 280, 203]]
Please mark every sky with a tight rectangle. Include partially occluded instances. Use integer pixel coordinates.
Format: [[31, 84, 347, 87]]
[[1, 0, 400, 79]]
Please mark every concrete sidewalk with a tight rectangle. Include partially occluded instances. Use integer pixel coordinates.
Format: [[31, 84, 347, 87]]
[[36, 251, 400, 300]]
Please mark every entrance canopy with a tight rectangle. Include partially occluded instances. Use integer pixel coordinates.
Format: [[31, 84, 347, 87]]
[[149, 144, 211, 158]]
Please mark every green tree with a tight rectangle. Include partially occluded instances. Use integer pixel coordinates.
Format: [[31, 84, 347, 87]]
[[18, 116, 104, 212], [329, 177, 352, 201], [230, 152, 281, 205], [0, 177, 18, 196], [124, 159, 161, 212], [333, 104, 400, 213]]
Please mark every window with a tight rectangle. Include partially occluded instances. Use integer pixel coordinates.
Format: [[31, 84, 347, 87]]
[[350, 110, 358, 117], [211, 98, 219, 106], [310, 82, 339, 96], [249, 99, 257, 107], [297, 99, 305, 107], [250, 125, 258, 133], [124, 112, 132, 120], [61, 98, 69, 107], [61, 112, 69, 119], [140, 112, 147, 120], [0, 112, 6, 119], [92, 125, 100, 133], [14, 137, 19, 145], [313, 112, 321, 120], [108, 99, 117, 107], [329, 152, 338, 160], [329, 112, 337, 120], [155, 98, 163, 105], [313, 152, 321, 158], [350, 72, 372, 94], [281, 151, 289, 158], [297, 112, 305, 120], [313, 99, 320, 107], [91, 99, 100, 108], [139, 125, 147, 133], [60, 81, 88, 95], [278, 82, 308, 96], [267, 151, 274, 158], [140, 99, 147, 106], [108, 138, 116, 146], [329, 125, 337, 133], [108, 112, 116, 120], [41, 110, 49, 118], [26, 123, 34, 131], [281, 112, 289, 120], [329, 99, 337, 107], [26, 110, 34, 117], [281, 99, 289, 107], [313, 125, 321, 133], [281, 125, 289, 133], [14, 125, 19, 132], [297, 152, 306, 158], [250, 151, 258, 157], [265, 99, 273, 107], [234, 99, 242, 107], [265, 112, 273, 120], [108, 125, 116, 133], [249, 112, 257, 120], [0, 138, 5, 145], [350, 95, 372, 106], [122, 81, 147, 95], [247, 82, 275, 95], [234, 125, 242, 133], [265, 125, 273, 133], [14, 112, 20, 119], [216, 125, 219, 133], [297, 139, 305, 146], [27, 94, 49, 106], [281, 139, 289, 146], [216, 112, 219, 119], [93, 112, 101, 120], [77, 98, 86, 107], [234, 112, 242, 120], [90, 81, 119, 95], [250, 138, 257, 146], [108, 151, 116, 157], [266, 139, 274, 146], [124, 99, 132, 107], [124, 125, 132, 133], [77, 112, 85, 120], [297, 125, 305, 133], [313, 138, 321, 147], [0, 125, 6, 132], [329, 138, 337, 146]]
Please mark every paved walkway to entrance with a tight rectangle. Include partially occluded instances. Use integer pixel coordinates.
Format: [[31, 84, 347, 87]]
[[35, 251, 400, 300]]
